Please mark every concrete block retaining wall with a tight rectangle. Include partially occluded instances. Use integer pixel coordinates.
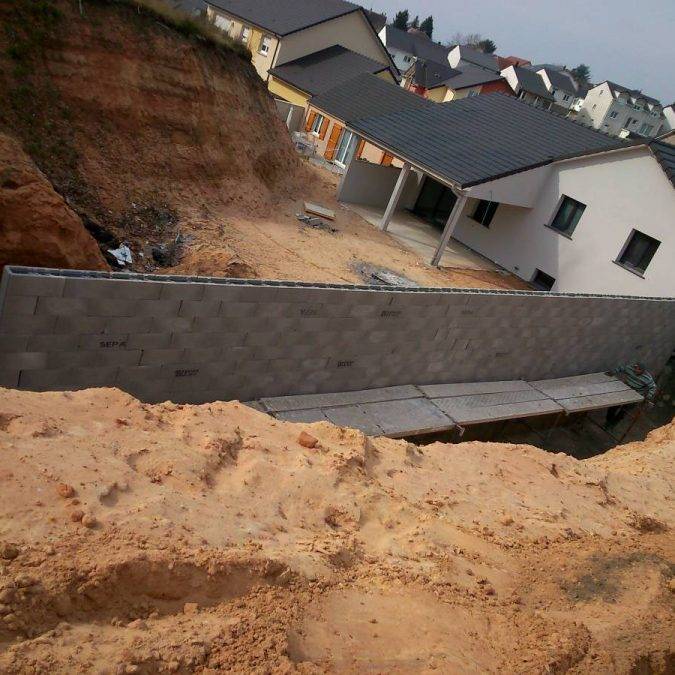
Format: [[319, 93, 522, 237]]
[[1, 266, 673, 404]]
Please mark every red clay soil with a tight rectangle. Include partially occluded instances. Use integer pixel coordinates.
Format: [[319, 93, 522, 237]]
[[0, 387, 672, 673], [0, 133, 107, 274]]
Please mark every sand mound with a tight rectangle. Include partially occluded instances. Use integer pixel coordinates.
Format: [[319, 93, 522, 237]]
[[0, 388, 673, 673]]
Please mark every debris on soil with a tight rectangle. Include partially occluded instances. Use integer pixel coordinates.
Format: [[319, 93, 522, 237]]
[[351, 260, 419, 287], [0, 386, 672, 672], [297, 213, 338, 234], [303, 202, 335, 220]]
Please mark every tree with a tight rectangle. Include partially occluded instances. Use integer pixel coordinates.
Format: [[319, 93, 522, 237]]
[[419, 15, 433, 38], [570, 64, 591, 85], [392, 10, 409, 29], [449, 32, 483, 47], [477, 38, 497, 54], [409, 15, 419, 29]]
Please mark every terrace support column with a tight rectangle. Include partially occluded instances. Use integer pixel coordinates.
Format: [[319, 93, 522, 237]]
[[380, 162, 411, 231], [431, 193, 468, 267]]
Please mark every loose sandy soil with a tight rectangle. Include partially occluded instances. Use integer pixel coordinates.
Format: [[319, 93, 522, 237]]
[[0, 387, 672, 673]]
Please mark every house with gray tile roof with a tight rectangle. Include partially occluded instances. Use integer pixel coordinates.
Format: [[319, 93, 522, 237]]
[[532, 66, 580, 112], [501, 65, 555, 110], [333, 93, 674, 297], [576, 81, 666, 138], [378, 25, 451, 72], [205, 0, 397, 88]]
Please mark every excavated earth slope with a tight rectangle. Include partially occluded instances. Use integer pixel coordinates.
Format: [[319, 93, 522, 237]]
[[0, 387, 673, 673]]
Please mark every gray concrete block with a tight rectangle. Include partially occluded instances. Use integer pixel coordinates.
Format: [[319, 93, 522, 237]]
[[19, 366, 120, 390], [152, 316, 194, 333], [54, 316, 107, 335], [0, 352, 48, 370], [219, 302, 260, 318], [0, 368, 20, 388], [160, 282, 205, 301], [139, 349, 184, 366], [104, 316, 156, 334], [178, 300, 222, 318], [6, 273, 65, 297], [3, 295, 38, 315], [27, 334, 81, 352], [171, 331, 245, 349], [0, 335, 29, 352], [126, 333, 172, 350], [46, 350, 142, 368], [181, 347, 224, 364], [116, 365, 167, 388], [0, 314, 57, 335], [36, 297, 88, 316], [64, 278, 163, 300]]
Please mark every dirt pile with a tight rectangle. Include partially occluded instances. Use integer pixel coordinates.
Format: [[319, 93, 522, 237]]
[[0, 133, 107, 273], [0, 387, 672, 673]]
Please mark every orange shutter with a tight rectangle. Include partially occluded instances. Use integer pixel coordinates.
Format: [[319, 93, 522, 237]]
[[318, 117, 330, 140], [304, 110, 317, 132], [356, 139, 366, 159], [381, 152, 394, 166], [324, 124, 343, 160]]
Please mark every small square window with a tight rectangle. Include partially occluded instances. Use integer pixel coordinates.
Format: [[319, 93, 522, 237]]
[[549, 195, 586, 236], [471, 199, 498, 228], [532, 269, 555, 291], [240, 26, 251, 43], [617, 230, 660, 275], [259, 35, 272, 55], [609, 111, 618, 118]]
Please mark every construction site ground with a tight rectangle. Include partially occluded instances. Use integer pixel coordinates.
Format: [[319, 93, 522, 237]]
[[0, 387, 673, 674]]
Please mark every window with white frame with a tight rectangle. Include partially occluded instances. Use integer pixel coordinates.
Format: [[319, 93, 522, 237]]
[[334, 130, 356, 166], [638, 122, 654, 135], [404, 54, 412, 62], [240, 26, 251, 43], [259, 35, 272, 55], [214, 14, 231, 31], [562, 93, 570, 101], [609, 111, 618, 118], [310, 114, 325, 135]]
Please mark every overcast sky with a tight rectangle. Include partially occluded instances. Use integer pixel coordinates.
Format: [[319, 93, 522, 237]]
[[367, 0, 674, 103]]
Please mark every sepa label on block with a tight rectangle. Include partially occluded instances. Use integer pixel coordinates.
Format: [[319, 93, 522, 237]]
[[175, 368, 199, 377], [99, 340, 128, 349]]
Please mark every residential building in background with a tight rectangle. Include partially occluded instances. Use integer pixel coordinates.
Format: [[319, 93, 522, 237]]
[[501, 65, 555, 110], [377, 24, 451, 72], [576, 81, 666, 138], [662, 104, 675, 132], [531, 65, 580, 113], [204, 0, 397, 97]]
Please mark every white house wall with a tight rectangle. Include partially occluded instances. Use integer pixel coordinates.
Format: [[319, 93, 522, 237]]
[[277, 12, 391, 67], [451, 148, 675, 297], [465, 166, 551, 207]]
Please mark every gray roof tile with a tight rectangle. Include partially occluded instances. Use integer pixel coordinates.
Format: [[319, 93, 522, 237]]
[[441, 64, 504, 90], [384, 25, 452, 63], [206, 0, 359, 35], [411, 59, 460, 89], [349, 93, 636, 187], [269, 45, 388, 96], [649, 141, 675, 187], [510, 66, 555, 100], [311, 72, 433, 122]]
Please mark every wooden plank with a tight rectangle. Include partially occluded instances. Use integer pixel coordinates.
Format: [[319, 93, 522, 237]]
[[558, 389, 643, 413], [419, 380, 533, 399], [360, 399, 454, 437], [275, 408, 330, 424], [261, 385, 420, 412], [432, 398, 562, 425], [530, 379, 631, 400], [304, 202, 335, 220]]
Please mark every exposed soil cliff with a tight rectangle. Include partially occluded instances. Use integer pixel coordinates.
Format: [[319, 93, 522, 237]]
[[0, 387, 673, 673], [0, 133, 107, 273], [0, 0, 313, 271]]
